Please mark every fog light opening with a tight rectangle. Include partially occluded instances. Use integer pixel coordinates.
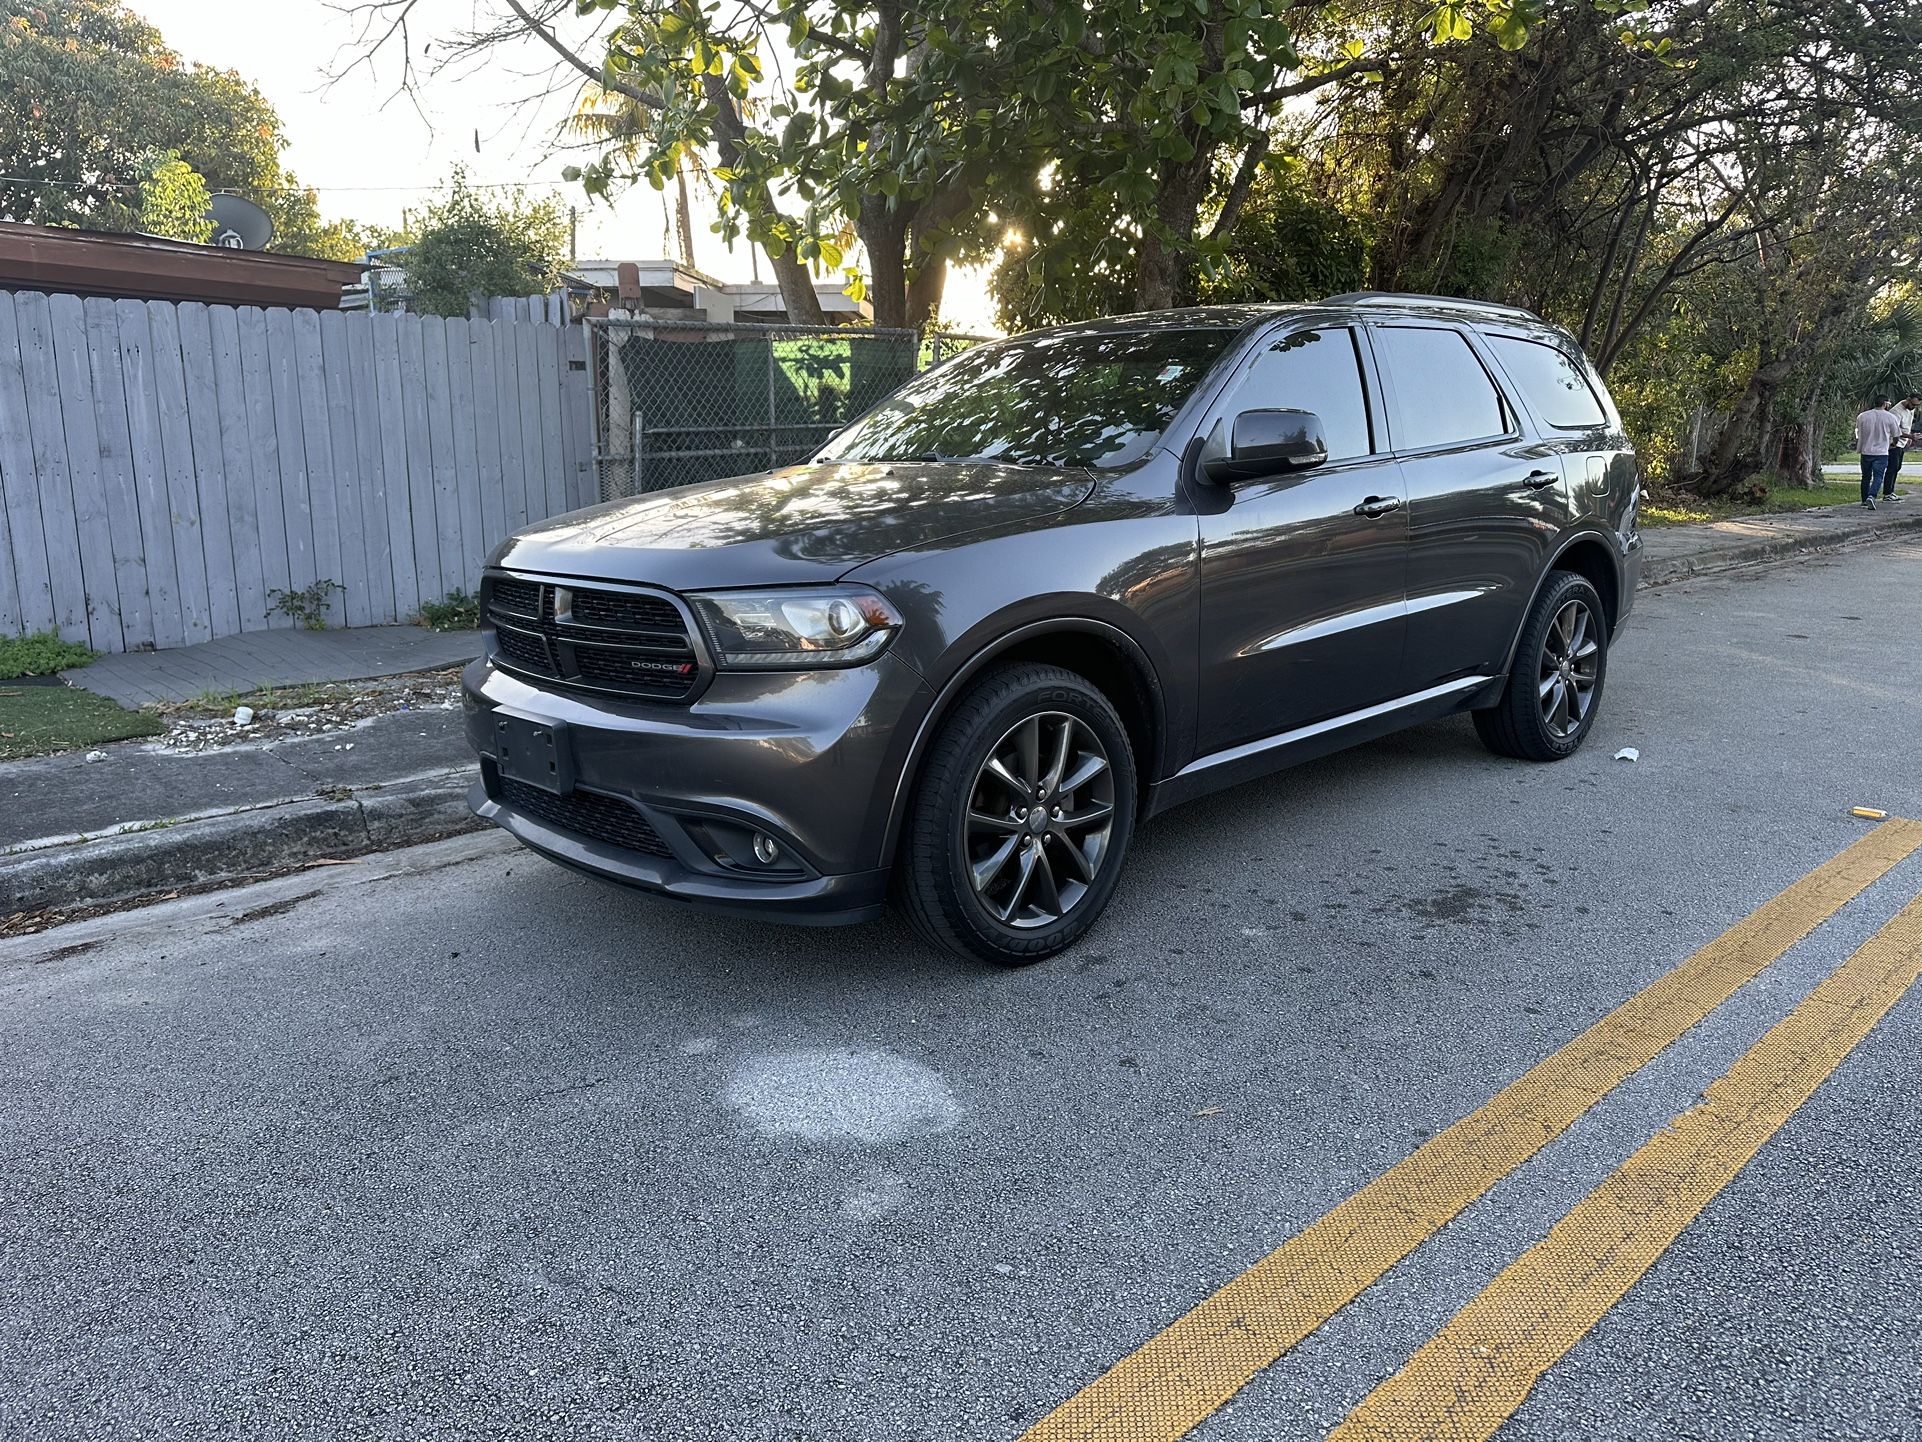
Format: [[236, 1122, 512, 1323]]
[[752, 833, 781, 866]]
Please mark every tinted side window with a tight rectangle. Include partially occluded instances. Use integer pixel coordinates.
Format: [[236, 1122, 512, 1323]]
[[1372, 326, 1509, 450], [1221, 328, 1373, 461], [1487, 336, 1608, 428]]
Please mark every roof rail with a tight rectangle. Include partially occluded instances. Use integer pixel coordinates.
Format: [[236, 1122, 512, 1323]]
[[1320, 290, 1542, 322]]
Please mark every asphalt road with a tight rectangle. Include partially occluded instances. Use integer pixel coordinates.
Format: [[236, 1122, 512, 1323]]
[[5, 539, 1920, 1442]]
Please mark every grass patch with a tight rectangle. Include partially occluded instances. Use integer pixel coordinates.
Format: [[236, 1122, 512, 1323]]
[[0, 630, 97, 680], [0, 684, 163, 760], [1641, 481, 1868, 528]]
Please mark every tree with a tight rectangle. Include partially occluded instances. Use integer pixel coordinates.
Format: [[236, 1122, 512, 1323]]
[[0, 0, 365, 259], [344, 0, 1558, 329], [135, 152, 213, 243], [394, 170, 571, 316]]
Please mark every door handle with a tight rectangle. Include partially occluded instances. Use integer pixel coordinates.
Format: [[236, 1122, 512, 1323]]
[[1521, 468, 1560, 490], [1353, 495, 1402, 518]]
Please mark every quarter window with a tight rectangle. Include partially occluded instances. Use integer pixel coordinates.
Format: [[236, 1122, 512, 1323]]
[[1372, 326, 1509, 451], [1488, 336, 1609, 429], [1219, 327, 1374, 461]]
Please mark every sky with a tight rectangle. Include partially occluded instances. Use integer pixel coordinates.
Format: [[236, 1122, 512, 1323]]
[[124, 0, 1000, 331]]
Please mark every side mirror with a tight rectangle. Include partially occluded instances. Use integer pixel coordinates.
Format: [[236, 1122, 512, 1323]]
[[1203, 408, 1329, 485]]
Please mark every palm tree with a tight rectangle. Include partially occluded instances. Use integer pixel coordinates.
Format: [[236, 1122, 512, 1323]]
[[567, 82, 698, 265]]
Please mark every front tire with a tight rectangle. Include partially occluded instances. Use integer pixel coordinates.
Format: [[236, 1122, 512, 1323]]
[[898, 663, 1137, 965], [1474, 571, 1609, 761]]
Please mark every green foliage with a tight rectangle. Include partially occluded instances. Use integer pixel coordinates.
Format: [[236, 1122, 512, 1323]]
[[135, 151, 213, 243], [0, 630, 97, 679], [417, 589, 480, 632], [0, 0, 363, 258], [1195, 174, 1372, 307], [395, 171, 569, 317], [266, 580, 344, 631]]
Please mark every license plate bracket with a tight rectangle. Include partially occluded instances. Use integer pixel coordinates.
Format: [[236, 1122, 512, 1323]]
[[494, 713, 575, 795]]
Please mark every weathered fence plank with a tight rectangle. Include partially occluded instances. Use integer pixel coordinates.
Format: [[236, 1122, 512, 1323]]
[[468, 320, 507, 566], [492, 320, 530, 535], [535, 324, 568, 522], [263, 306, 314, 619], [206, 304, 266, 633], [13, 292, 92, 643], [421, 316, 465, 601], [395, 312, 442, 604], [344, 314, 395, 625], [82, 296, 151, 649], [178, 303, 242, 640], [47, 293, 121, 649], [444, 317, 485, 591], [235, 306, 292, 630], [0, 293, 54, 637], [114, 299, 185, 650], [370, 312, 420, 620], [147, 300, 214, 644], [513, 320, 546, 531], [293, 309, 345, 628], [318, 310, 371, 627]]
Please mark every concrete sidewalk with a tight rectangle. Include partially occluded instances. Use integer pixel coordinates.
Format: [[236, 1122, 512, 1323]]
[[65, 624, 477, 707], [1638, 499, 1922, 583]]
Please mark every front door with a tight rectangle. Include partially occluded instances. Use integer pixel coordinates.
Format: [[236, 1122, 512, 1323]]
[[1195, 325, 1408, 755]]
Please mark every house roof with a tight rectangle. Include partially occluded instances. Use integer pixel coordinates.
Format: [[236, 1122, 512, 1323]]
[[0, 223, 364, 309]]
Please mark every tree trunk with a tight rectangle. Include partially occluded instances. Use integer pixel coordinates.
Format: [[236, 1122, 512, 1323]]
[[702, 74, 827, 326], [906, 254, 949, 331], [1133, 146, 1217, 312], [857, 205, 910, 329], [1691, 365, 1787, 497]]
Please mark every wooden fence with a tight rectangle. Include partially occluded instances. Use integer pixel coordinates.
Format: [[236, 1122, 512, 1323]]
[[0, 290, 593, 653]]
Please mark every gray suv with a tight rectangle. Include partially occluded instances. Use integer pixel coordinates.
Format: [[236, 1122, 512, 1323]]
[[463, 293, 1641, 963]]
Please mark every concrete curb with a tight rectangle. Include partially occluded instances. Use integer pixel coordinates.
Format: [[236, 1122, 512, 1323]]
[[1, 770, 479, 917], [1638, 511, 1922, 587]]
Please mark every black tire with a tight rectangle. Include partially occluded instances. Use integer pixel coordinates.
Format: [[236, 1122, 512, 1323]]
[[897, 663, 1137, 965], [1473, 570, 1610, 762]]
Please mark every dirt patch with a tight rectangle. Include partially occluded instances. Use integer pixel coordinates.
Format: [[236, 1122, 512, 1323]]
[[148, 669, 462, 755], [223, 890, 324, 928]]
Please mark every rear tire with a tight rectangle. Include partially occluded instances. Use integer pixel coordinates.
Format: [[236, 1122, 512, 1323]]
[[897, 663, 1137, 965], [1474, 570, 1609, 762]]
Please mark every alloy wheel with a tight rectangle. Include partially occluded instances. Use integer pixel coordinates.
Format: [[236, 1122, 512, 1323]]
[[1537, 597, 1600, 739], [964, 711, 1116, 928]]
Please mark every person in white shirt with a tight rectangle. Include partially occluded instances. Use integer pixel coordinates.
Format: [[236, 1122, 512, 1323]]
[[1881, 393, 1918, 501], [1855, 398, 1903, 509]]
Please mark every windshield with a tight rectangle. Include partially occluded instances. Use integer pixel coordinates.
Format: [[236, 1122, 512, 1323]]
[[818, 327, 1238, 470]]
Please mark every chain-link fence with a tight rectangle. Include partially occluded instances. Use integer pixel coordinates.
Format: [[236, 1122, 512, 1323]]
[[586, 316, 987, 500]]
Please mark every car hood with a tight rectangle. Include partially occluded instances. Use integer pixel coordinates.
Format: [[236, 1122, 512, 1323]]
[[490, 461, 1096, 589]]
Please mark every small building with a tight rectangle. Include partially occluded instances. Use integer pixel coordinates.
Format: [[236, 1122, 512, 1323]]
[[0, 222, 363, 310], [562, 258, 871, 325]]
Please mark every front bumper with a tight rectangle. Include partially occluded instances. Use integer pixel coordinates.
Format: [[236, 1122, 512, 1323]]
[[463, 652, 935, 925]]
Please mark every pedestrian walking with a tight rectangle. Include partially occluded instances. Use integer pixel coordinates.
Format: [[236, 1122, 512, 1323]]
[[1854, 397, 1902, 509], [1883, 393, 1919, 500]]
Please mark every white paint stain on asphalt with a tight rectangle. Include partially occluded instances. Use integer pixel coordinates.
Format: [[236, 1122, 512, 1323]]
[[722, 1047, 963, 1145]]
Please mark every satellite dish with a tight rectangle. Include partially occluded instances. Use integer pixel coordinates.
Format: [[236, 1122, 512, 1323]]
[[205, 193, 274, 251]]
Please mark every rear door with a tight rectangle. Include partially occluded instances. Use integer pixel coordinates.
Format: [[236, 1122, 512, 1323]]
[[1368, 322, 1572, 688], [1195, 323, 1407, 753]]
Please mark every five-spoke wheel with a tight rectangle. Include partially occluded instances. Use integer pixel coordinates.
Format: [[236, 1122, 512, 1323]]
[[1537, 596, 1601, 740]]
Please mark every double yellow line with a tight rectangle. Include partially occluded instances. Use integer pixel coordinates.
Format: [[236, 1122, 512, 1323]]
[[1022, 819, 1922, 1442]]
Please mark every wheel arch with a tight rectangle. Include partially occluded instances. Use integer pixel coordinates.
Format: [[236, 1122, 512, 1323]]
[[1499, 529, 1624, 676], [878, 618, 1167, 867]]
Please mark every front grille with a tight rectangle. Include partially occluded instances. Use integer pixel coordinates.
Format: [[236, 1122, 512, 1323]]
[[485, 574, 702, 701], [498, 777, 674, 858]]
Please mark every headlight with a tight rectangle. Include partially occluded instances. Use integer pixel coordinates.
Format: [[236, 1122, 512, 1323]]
[[688, 586, 903, 670]]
